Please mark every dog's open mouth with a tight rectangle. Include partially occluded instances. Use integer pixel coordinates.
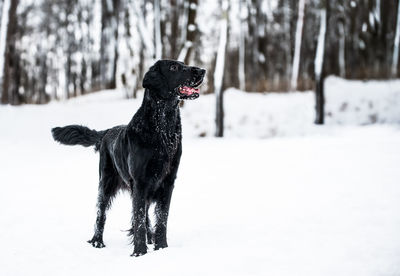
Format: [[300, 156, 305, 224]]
[[177, 78, 203, 100], [178, 86, 199, 99]]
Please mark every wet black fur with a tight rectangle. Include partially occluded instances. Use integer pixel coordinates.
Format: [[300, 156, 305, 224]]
[[51, 60, 205, 257]]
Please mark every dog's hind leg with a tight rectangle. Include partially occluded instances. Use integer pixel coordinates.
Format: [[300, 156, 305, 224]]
[[88, 152, 120, 248]]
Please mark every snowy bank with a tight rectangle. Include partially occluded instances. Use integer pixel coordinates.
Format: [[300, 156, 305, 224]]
[[1, 77, 399, 140], [182, 76, 400, 138]]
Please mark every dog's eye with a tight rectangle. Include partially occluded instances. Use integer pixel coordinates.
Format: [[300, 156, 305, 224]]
[[170, 65, 179, 72]]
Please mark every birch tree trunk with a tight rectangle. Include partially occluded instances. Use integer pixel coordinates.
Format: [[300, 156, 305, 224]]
[[100, 0, 120, 89], [315, 7, 327, 125], [0, 0, 10, 103], [284, 0, 292, 89], [338, 20, 346, 78], [178, 0, 198, 64], [154, 0, 162, 60], [214, 0, 228, 137], [1, 0, 18, 105], [238, 0, 245, 91], [132, 0, 154, 59], [183, 0, 197, 64], [290, 0, 305, 91], [391, 0, 400, 77]]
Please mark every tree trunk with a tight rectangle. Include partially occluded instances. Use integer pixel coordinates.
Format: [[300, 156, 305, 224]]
[[315, 6, 328, 125], [0, 0, 10, 104], [238, 0, 245, 91], [1, 0, 18, 105], [284, 0, 292, 90], [290, 0, 305, 91], [315, 74, 325, 124], [132, 0, 154, 59], [154, 0, 162, 60], [183, 0, 197, 64], [392, 0, 400, 77], [177, 0, 198, 64], [100, 0, 120, 89], [214, 0, 228, 137], [338, 20, 346, 78]]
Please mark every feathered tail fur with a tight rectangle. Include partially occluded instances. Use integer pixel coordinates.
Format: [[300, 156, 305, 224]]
[[51, 125, 106, 151]]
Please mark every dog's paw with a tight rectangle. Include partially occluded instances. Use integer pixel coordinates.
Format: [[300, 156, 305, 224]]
[[87, 238, 106, 248], [130, 251, 146, 257], [131, 247, 147, 257], [154, 242, 168, 251]]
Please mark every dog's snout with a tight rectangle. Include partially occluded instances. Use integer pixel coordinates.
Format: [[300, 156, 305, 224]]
[[192, 67, 206, 76]]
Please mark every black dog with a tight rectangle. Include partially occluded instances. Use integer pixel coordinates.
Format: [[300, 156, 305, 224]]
[[51, 60, 205, 256]]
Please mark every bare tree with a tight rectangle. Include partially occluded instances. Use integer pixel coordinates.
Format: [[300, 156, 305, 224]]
[[178, 0, 198, 64], [290, 0, 305, 91], [1, 0, 18, 105], [0, 0, 10, 103], [154, 0, 162, 60], [100, 0, 120, 89], [214, 0, 228, 137], [237, 0, 246, 91], [314, 2, 328, 125], [392, 0, 400, 77]]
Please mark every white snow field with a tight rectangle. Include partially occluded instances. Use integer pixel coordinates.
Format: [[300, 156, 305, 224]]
[[1, 78, 400, 276]]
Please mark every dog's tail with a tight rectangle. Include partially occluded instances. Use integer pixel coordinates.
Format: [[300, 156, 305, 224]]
[[51, 125, 106, 150]]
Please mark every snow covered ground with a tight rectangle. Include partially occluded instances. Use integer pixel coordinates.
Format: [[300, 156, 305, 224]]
[[1, 78, 400, 276]]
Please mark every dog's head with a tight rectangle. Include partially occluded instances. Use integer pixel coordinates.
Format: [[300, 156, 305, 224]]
[[142, 60, 206, 100]]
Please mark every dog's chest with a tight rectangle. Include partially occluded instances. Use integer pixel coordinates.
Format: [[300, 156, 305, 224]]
[[153, 132, 179, 171], [145, 149, 175, 187]]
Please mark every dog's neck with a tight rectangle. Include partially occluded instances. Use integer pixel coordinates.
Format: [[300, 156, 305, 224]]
[[143, 89, 180, 110], [128, 89, 181, 140]]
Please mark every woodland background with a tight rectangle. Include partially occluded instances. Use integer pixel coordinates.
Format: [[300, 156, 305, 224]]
[[0, 0, 398, 105]]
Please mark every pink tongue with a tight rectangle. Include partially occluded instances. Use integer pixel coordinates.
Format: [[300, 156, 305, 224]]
[[181, 86, 199, 95]]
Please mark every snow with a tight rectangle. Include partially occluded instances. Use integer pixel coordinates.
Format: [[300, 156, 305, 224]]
[[188, 24, 196, 32], [189, 2, 197, 10], [362, 22, 368, 32], [374, 0, 381, 25], [369, 12, 375, 29], [1, 78, 400, 275]]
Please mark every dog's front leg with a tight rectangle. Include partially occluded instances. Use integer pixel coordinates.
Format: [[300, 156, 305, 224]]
[[131, 186, 147, 257], [154, 184, 174, 250]]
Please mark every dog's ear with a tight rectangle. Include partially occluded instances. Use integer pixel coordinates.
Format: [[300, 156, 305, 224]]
[[142, 61, 166, 90]]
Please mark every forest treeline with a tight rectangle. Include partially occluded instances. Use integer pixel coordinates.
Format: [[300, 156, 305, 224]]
[[0, 0, 398, 105]]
